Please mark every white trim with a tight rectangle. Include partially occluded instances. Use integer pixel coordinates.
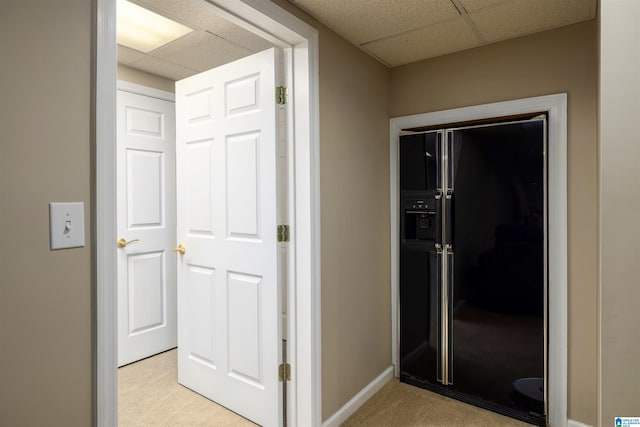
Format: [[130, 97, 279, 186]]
[[95, 1, 321, 426], [568, 419, 593, 427], [95, 1, 118, 426], [203, 0, 303, 47], [116, 80, 175, 102], [389, 94, 568, 427], [322, 366, 394, 427]]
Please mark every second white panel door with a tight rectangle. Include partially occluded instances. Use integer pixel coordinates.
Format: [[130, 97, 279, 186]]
[[116, 89, 177, 367]]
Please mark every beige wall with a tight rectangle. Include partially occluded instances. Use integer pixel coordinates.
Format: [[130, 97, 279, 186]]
[[390, 21, 599, 425], [316, 23, 392, 422], [599, 0, 640, 424], [117, 64, 175, 93], [0, 1, 93, 426]]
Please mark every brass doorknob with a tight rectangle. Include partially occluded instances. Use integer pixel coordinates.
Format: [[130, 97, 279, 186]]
[[173, 244, 186, 255], [117, 238, 140, 248]]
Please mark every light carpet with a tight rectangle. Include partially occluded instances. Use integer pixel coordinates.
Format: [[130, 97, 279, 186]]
[[119, 350, 533, 426], [342, 378, 532, 426], [118, 349, 256, 426]]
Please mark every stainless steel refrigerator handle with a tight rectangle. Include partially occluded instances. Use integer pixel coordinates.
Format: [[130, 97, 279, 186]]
[[439, 129, 451, 385], [440, 246, 449, 385], [447, 130, 455, 195], [440, 246, 454, 386], [444, 132, 455, 385], [447, 248, 454, 385]]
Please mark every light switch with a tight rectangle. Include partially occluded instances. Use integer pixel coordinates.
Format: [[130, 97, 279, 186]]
[[49, 202, 85, 250]]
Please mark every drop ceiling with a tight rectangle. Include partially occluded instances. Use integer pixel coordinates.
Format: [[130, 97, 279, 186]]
[[118, 0, 276, 81], [290, 0, 597, 67], [118, 0, 597, 80]]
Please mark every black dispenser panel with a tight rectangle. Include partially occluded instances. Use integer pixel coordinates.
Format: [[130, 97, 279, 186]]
[[402, 197, 437, 242]]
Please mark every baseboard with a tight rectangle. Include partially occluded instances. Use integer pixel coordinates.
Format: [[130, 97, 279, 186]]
[[322, 366, 395, 427], [568, 419, 592, 427]]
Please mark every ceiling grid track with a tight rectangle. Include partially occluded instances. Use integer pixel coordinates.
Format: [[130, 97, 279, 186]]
[[450, 0, 486, 44]]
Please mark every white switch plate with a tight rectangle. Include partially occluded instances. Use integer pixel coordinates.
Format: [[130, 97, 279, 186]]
[[49, 202, 85, 250]]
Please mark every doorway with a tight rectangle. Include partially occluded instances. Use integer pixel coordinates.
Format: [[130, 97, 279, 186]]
[[117, 15, 285, 427], [95, 1, 321, 426], [390, 94, 568, 427]]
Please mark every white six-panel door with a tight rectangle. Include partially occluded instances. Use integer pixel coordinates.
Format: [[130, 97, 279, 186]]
[[175, 48, 282, 427], [116, 89, 177, 367]]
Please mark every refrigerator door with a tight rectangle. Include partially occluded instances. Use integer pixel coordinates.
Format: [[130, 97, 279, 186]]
[[447, 121, 546, 420]]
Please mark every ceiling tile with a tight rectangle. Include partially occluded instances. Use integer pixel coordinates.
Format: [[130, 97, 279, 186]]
[[128, 55, 198, 81], [363, 17, 480, 67], [117, 45, 146, 65], [137, 0, 274, 52], [151, 30, 253, 73], [136, 0, 214, 28], [469, 0, 597, 42], [290, 0, 461, 45]]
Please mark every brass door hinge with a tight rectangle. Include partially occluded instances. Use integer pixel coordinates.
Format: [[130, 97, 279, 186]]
[[277, 224, 290, 243], [278, 363, 291, 382], [276, 86, 288, 105]]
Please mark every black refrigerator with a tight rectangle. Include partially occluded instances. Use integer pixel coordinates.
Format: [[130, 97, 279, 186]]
[[399, 119, 546, 426]]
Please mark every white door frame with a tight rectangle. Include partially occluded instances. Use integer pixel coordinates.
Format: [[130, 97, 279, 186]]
[[389, 94, 568, 427], [117, 80, 175, 102], [95, 1, 321, 426]]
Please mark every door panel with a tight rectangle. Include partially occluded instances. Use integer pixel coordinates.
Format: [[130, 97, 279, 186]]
[[176, 48, 281, 427], [186, 265, 216, 366], [126, 251, 164, 334], [227, 132, 260, 237], [185, 139, 215, 235], [127, 150, 163, 226], [117, 90, 177, 367], [227, 272, 263, 385]]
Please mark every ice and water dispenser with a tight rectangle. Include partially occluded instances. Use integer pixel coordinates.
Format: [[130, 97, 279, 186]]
[[402, 197, 437, 242]]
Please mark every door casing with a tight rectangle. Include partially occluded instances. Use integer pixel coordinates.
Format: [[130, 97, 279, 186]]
[[390, 94, 568, 427], [94, 1, 321, 426]]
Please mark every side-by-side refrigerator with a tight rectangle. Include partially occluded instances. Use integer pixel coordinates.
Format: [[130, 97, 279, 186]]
[[399, 119, 546, 426]]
